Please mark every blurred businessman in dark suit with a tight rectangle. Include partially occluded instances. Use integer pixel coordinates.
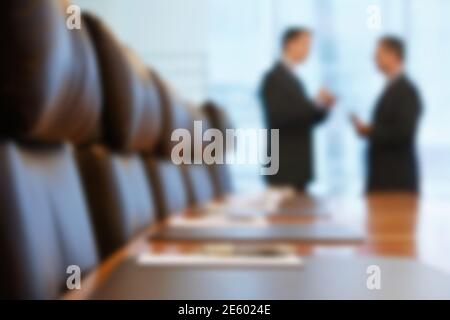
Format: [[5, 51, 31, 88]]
[[260, 28, 335, 191], [352, 36, 422, 193]]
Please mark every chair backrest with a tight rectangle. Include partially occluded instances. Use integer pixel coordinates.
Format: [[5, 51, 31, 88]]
[[0, 0, 100, 299], [79, 13, 160, 258], [202, 102, 234, 197], [151, 71, 195, 158], [144, 158, 189, 218], [181, 164, 216, 205], [149, 73, 217, 207]]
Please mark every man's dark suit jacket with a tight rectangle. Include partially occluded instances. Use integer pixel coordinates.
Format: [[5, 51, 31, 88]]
[[260, 62, 327, 190], [367, 75, 422, 192]]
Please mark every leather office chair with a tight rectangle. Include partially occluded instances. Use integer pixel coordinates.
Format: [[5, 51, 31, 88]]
[[0, 0, 100, 299], [202, 102, 234, 197], [144, 158, 189, 218], [181, 164, 216, 206], [150, 73, 217, 207], [151, 71, 195, 158], [78, 13, 160, 259]]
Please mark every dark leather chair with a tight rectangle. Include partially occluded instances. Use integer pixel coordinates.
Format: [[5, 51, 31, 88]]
[[0, 0, 100, 299], [78, 13, 160, 259], [151, 71, 195, 158], [149, 72, 217, 207], [144, 158, 189, 218], [181, 164, 216, 205], [202, 102, 234, 197]]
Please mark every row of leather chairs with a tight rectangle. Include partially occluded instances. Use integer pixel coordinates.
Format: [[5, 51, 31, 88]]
[[1, 0, 233, 299]]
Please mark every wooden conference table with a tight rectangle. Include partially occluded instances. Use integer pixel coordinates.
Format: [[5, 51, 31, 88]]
[[64, 192, 450, 299]]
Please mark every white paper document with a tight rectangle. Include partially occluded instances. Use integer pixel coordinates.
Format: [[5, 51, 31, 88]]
[[200, 186, 297, 216], [137, 253, 304, 268], [168, 215, 269, 228]]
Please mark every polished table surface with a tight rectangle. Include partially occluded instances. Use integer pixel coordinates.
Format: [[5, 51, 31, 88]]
[[64, 192, 450, 300], [86, 256, 450, 299], [151, 222, 365, 242]]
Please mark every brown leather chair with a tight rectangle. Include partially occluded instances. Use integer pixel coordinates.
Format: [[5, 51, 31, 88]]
[[181, 164, 216, 205], [0, 0, 100, 299], [149, 73, 217, 207], [78, 13, 160, 259], [202, 102, 234, 197], [151, 71, 195, 158], [144, 158, 189, 218]]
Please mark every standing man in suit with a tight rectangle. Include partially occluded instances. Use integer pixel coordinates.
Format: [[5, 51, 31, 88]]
[[351, 36, 422, 192], [260, 27, 335, 191]]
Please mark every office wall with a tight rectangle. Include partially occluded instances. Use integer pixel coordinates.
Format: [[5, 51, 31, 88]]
[[73, 0, 450, 196], [74, 0, 208, 103], [208, 0, 450, 195]]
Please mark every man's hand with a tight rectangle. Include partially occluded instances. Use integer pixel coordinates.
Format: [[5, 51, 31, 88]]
[[351, 114, 372, 137], [316, 87, 336, 109]]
